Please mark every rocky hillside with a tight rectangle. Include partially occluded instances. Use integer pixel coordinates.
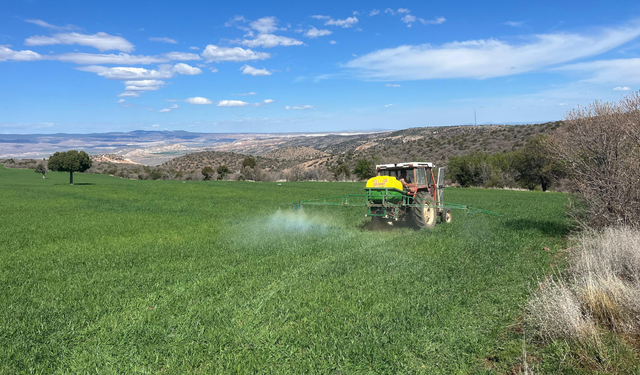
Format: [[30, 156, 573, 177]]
[[159, 151, 301, 172], [262, 146, 330, 161], [158, 122, 561, 175], [328, 122, 562, 169]]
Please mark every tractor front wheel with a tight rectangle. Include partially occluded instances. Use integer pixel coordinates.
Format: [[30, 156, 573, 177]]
[[412, 191, 437, 229], [441, 209, 452, 223]]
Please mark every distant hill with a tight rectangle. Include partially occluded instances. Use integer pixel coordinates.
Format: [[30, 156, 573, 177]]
[[159, 122, 562, 174]]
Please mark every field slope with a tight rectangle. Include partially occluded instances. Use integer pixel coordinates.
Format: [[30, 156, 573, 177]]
[[0, 166, 568, 374]]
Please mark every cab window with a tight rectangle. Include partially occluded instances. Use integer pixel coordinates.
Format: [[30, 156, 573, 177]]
[[416, 168, 426, 185]]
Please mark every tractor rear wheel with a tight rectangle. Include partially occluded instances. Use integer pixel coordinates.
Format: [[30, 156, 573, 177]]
[[412, 191, 437, 229]]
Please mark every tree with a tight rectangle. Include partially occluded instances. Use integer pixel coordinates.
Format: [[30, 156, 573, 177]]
[[201, 166, 214, 180], [47, 150, 92, 185], [353, 159, 375, 180], [217, 165, 231, 180], [242, 156, 257, 169], [35, 164, 47, 179], [516, 135, 564, 191], [330, 163, 351, 181]]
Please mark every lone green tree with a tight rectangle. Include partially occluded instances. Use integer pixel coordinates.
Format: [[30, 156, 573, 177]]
[[217, 165, 231, 180], [35, 164, 47, 179], [47, 150, 92, 185], [353, 159, 375, 180], [201, 166, 214, 180]]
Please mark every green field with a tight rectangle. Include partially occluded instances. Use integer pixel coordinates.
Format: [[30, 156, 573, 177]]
[[0, 165, 568, 374]]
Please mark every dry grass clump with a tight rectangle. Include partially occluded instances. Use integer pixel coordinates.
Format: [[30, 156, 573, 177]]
[[527, 228, 640, 343]]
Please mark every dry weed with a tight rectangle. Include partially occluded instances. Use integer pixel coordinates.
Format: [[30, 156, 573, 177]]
[[527, 228, 640, 342]]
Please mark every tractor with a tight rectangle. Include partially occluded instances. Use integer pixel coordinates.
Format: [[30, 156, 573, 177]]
[[365, 162, 451, 229], [286, 162, 498, 229]]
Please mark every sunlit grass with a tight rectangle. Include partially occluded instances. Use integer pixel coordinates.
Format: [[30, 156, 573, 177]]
[[0, 166, 568, 373]]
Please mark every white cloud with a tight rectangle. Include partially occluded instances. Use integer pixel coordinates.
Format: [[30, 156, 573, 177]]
[[385, 104, 393, 107], [186, 97, 213, 105], [614, 86, 631, 91], [25, 19, 77, 31], [0, 46, 42, 62], [398, 8, 411, 14], [329, 40, 337, 45], [218, 100, 249, 107], [117, 99, 125, 103], [149, 37, 177, 44], [170, 104, 179, 109], [236, 92, 257, 95], [504, 21, 525, 27], [384, 8, 396, 15], [345, 23, 640, 80], [77, 65, 175, 80], [172, 63, 202, 75], [386, 84, 401, 87], [250, 17, 279, 34], [202, 45, 270, 62], [163, 52, 202, 61], [325, 17, 359, 28], [211, 68, 218, 73], [369, 9, 380, 16], [311, 15, 331, 20], [252, 98, 274, 106], [54, 53, 166, 65], [553, 58, 640, 85], [401, 14, 417, 27], [189, 46, 200, 50], [421, 17, 446, 25], [117, 91, 140, 97], [225, 15, 247, 27], [25, 32, 134, 52], [125, 85, 162, 91], [240, 64, 272, 76], [285, 105, 314, 110], [158, 106, 177, 113], [305, 27, 332, 38], [240, 34, 303, 48], [124, 79, 165, 87]]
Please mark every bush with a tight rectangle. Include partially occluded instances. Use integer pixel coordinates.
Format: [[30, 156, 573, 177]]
[[550, 92, 640, 228]]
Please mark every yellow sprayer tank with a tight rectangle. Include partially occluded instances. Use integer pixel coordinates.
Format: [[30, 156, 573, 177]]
[[365, 176, 405, 204]]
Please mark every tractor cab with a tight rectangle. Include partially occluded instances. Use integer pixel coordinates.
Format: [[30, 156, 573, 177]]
[[376, 162, 438, 196]]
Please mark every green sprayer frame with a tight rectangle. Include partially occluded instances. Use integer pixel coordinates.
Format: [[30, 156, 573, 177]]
[[288, 188, 501, 217]]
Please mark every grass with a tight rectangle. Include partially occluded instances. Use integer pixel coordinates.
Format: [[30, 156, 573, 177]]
[[0, 165, 569, 374]]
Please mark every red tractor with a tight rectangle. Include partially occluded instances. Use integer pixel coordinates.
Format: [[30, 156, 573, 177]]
[[365, 162, 451, 229]]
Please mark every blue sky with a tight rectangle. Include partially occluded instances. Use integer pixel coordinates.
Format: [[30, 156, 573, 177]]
[[2, 0, 640, 134]]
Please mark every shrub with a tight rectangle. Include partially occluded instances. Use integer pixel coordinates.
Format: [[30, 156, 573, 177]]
[[550, 92, 640, 228], [201, 166, 214, 180], [217, 165, 231, 180], [353, 159, 375, 180]]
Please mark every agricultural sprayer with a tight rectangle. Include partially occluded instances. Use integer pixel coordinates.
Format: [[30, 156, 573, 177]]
[[287, 162, 499, 229]]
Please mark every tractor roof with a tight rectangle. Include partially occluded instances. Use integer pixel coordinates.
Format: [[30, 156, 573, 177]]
[[376, 162, 434, 169]]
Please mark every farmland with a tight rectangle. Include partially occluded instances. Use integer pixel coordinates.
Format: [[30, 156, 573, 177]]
[[0, 165, 568, 374]]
